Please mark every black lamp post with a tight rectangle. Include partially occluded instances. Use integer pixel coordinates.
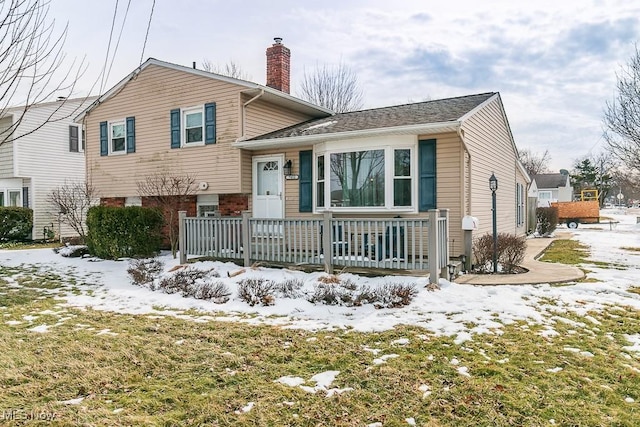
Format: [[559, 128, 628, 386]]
[[489, 173, 498, 273]]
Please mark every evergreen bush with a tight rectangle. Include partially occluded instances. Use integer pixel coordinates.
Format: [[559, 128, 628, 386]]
[[536, 207, 559, 236], [86, 206, 163, 259], [0, 207, 33, 241]]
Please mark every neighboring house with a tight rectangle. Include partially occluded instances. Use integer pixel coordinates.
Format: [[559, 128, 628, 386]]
[[532, 172, 572, 207], [0, 97, 96, 239], [79, 39, 529, 266]]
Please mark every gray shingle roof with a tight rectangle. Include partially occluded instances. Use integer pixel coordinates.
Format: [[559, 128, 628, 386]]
[[249, 92, 496, 141], [532, 173, 570, 189]]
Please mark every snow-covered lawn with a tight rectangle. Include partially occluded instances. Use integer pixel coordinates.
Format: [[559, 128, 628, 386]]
[[1, 209, 639, 425], [1, 209, 639, 344]]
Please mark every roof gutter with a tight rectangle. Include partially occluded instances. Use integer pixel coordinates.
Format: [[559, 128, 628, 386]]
[[235, 89, 264, 142], [233, 120, 461, 150]]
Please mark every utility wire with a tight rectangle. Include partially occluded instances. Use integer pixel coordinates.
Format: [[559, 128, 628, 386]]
[[140, 0, 156, 65], [100, 0, 120, 94], [104, 0, 132, 88]]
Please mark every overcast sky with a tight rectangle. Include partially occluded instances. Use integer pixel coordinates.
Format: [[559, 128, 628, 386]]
[[48, 0, 640, 173]]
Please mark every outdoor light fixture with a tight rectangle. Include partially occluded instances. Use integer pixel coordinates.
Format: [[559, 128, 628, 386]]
[[448, 263, 456, 280], [459, 254, 467, 273], [283, 159, 292, 176], [489, 172, 498, 273]]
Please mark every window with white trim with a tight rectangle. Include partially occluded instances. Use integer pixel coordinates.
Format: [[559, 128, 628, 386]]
[[393, 149, 412, 206], [315, 143, 416, 211], [110, 121, 126, 154], [0, 189, 21, 207], [197, 194, 219, 217], [183, 108, 204, 145], [316, 155, 325, 207]]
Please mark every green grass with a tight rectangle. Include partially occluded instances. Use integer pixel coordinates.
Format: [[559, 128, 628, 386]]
[[622, 247, 640, 252], [0, 268, 639, 425], [0, 241, 63, 250], [539, 240, 590, 265]]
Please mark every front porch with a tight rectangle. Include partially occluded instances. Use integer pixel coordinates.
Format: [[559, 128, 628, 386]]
[[179, 209, 450, 283]]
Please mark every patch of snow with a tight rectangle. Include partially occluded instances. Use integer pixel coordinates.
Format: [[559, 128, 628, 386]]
[[234, 402, 254, 414], [406, 417, 416, 425], [29, 324, 50, 333], [275, 376, 306, 387], [5, 320, 21, 325], [546, 367, 563, 373], [625, 397, 635, 403], [372, 354, 399, 365], [174, 339, 184, 345], [367, 423, 383, 427], [113, 408, 124, 414], [59, 397, 84, 405], [391, 338, 410, 346], [23, 315, 38, 322], [457, 366, 471, 377], [96, 328, 118, 336]]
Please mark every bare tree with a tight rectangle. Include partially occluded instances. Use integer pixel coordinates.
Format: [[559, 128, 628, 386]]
[[47, 180, 98, 243], [137, 173, 197, 259], [201, 59, 251, 81], [0, 0, 87, 146], [603, 44, 640, 173], [298, 62, 364, 113], [518, 148, 551, 176]]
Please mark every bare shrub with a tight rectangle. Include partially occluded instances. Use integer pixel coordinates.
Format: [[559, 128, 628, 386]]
[[157, 267, 213, 296], [237, 278, 275, 306], [318, 274, 341, 284], [127, 258, 165, 286], [472, 234, 495, 273], [373, 283, 418, 308], [308, 278, 358, 306], [276, 278, 305, 298], [500, 234, 527, 273], [472, 233, 527, 273], [194, 281, 231, 303], [353, 285, 376, 306]]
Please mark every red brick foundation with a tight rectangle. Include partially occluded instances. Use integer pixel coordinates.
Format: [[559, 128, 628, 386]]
[[219, 194, 249, 216], [100, 197, 125, 207]]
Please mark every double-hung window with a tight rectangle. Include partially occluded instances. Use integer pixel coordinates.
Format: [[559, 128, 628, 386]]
[[183, 108, 204, 145], [100, 117, 135, 156], [110, 121, 126, 154], [170, 103, 216, 148]]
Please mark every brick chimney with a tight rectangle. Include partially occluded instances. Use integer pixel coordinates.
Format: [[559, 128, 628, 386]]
[[266, 37, 290, 94]]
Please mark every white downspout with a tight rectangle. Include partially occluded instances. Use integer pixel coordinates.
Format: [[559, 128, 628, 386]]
[[236, 89, 264, 142]]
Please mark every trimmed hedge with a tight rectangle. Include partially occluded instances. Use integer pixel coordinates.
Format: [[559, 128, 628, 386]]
[[86, 206, 164, 259], [0, 207, 33, 241]]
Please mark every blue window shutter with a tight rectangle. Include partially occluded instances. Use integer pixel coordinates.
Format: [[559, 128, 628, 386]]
[[299, 150, 312, 212], [204, 102, 216, 144], [418, 139, 436, 211], [100, 121, 108, 156], [170, 109, 181, 148], [126, 116, 135, 153], [22, 187, 29, 208]]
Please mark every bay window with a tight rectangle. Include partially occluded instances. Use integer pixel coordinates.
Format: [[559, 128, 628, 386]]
[[315, 142, 417, 211]]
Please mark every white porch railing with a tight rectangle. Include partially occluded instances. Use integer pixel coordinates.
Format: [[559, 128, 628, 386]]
[[179, 209, 449, 283]]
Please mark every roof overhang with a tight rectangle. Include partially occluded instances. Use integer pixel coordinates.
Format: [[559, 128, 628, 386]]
[[233, 121, 461, 150], [75, 58, 333, 122]]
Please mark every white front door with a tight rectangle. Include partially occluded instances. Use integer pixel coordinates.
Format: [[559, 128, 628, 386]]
[[253, 155, 284, 220]]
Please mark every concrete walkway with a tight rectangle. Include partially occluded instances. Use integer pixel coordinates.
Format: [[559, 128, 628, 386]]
[[454, 232, 584, 285]]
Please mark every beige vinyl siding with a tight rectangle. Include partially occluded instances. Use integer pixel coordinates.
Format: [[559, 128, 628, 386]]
[[0, 117, 14, 178], [240, 98, 316, 193], [424, 132, 464, 255], [87, 65, 318, 199], [86, 65, 243, 197], [461, 95, 522, 237]]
